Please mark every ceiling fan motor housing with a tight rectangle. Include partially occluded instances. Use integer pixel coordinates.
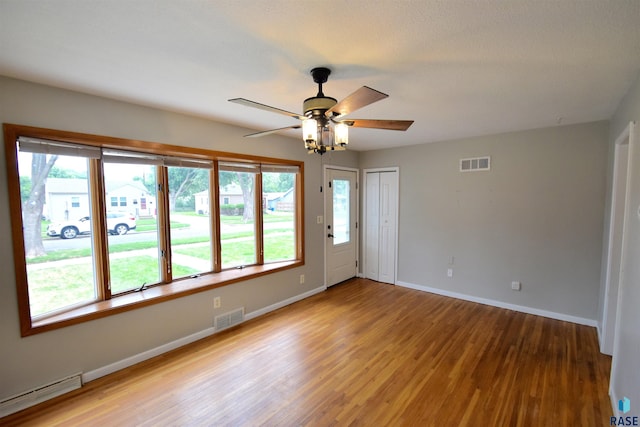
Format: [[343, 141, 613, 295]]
[[303, 96, 336, 121]]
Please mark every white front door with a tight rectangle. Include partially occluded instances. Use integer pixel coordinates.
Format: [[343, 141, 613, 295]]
[[325, 168, 358, 287]]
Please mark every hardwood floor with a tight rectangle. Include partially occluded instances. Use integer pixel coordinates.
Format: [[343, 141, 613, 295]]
[[2, 278, 612, 426]]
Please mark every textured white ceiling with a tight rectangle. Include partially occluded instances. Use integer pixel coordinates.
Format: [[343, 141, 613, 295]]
[[1, 0, 639, 151]]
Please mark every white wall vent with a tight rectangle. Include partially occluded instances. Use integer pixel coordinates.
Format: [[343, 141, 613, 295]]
[[214, 307, 245, 332], [0, 373, 82, 418], [460, 156, 491, 172]]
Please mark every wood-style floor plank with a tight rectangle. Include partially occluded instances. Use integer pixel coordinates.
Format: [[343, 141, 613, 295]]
[[1, 278, 612, 426]]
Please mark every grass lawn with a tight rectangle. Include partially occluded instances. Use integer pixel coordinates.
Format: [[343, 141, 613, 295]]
[[110, 256, 198, 294], [174, 233, 295, 267], [28, 256, 199, 316], [221, 214, 294, 225]]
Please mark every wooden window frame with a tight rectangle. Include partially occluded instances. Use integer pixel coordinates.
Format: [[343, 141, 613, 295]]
[[3, 123, 305, 336]]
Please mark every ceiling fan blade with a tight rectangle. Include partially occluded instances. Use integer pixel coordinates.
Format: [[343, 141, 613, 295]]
[[244, 125, 301, 138], [342, 119, 414, 131], [326, 86, 388, 118], [229, 98, 305, 121]]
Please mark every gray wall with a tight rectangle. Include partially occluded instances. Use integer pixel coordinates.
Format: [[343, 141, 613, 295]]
[[0, 76, 358, 400], [359, 121, 609, 321], [605, 71, 640, 411]]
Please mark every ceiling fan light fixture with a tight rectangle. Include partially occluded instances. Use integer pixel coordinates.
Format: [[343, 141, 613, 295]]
[[302, 118, 318, 146], [334, 122, 349, 146]]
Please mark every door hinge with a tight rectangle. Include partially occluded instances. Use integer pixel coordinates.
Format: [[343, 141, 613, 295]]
[[158, 183, 164, 192], [356, 260, 358, 267], [329, 181, 332, 188], [356, 221, 358, 229]]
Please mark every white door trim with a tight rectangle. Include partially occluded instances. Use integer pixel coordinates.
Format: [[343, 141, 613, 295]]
[[601, 123, 634, 355], [608, 121, 636, 407], [323, 165, 359, 288], [363, 167, 400, 284]]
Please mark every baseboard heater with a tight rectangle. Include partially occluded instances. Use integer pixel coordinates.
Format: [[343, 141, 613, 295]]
[[0, 373, 82, 418]]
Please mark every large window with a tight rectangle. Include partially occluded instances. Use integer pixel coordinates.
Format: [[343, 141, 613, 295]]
[[16, 144, 100, 319], [219, 163, 258, 269], [262, 166, 297, 263], [103, 160, 161, 294], [168, 164, 213, 279], [4, 124, 304, 336]]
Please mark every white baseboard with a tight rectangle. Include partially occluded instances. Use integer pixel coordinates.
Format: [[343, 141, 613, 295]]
[[395, 280, 597, 327], [82, 327, 215, 383], [83, 285, 326, 384], [610, 388, 619, 418], [596, 323, 604, 352], [245, 285, 326, 320]]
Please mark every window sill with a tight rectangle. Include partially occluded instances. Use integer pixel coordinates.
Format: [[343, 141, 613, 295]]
[[27, 260, 303, 336]]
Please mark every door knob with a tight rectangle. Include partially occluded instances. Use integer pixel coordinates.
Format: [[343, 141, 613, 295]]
[[327, 233, 334, 238]]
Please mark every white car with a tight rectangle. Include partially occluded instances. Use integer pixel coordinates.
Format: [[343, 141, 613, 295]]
[[47, 213, 137, 239]]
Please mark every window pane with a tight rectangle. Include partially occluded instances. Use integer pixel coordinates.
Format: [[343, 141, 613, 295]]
[[168, 166, 212, 278], [263, 171, 296, 262], [104, 163, 159, 293], [219, 170, 256, 269], [333, 179, 350, 245], [17, 151, 97, 317]]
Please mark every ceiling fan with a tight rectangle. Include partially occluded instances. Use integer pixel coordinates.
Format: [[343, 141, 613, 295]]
[[229, 67, 414, 154]]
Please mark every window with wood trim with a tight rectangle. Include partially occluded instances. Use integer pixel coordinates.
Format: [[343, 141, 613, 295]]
[[3, 124, 304, 336]]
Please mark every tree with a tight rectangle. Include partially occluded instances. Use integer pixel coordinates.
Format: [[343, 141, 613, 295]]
[[23, 153, 58, 257], [49, 166, 86, 179], [262, 172, 294, 193], [219, 171, 254, 221], [167, 168, 208, 212]]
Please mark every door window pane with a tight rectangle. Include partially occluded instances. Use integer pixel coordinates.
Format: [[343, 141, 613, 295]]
[[333, 179, 350, 245], [168, 166, 212, 278], [104, 163, 159, 293], [219, 170, 257, 268], [263, 171, 296, 262], [17, 151, 97, 317]]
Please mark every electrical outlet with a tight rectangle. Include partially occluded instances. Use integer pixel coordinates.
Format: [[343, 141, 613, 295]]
[[511, 281, 521, 291], [447, 268, 453, 278], [300, 274, 305, 284], [214, 296, 221, 308]]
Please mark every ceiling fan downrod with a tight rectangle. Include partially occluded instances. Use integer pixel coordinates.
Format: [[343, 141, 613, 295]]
[[310, 67, 330, 97]]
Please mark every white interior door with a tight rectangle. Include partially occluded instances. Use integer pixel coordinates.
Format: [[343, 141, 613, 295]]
[[378, 171, 397, 284], [365, 173, 380, 281], [325, 168, 357, 287], [364, 170, 398, 284]]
